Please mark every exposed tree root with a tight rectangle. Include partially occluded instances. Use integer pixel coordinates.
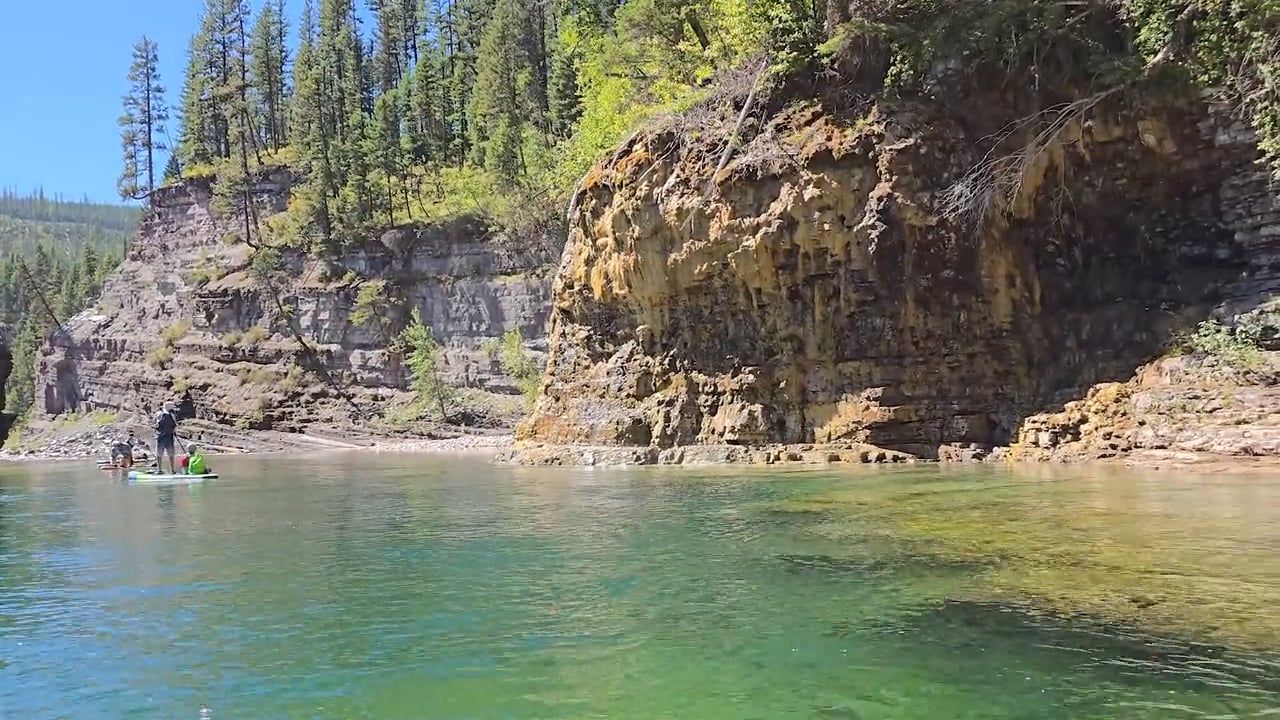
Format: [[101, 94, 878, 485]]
[[939, 88, 1118, 228]]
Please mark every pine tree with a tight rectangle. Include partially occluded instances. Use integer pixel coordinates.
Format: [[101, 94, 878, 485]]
[[469, 0, 533, 179], [406, 46, 450, 164], [59, 261, 83, 319], [78, 244, 101, 300], [371, 0, 407, 93], [369, 89, 407, 222], [117, 37, 169, 200], [401, 0, 421, 66], [163, 151, 182, 182], [316, 0, 365, 147], [178, 0, 243, 166], [290, 0, 321, 144], [177, 26, 216, 168], [6, 318, 39, 418], [250, 0, 290, 151], [335, 110, 375, 240], [290, 0, 337, 247], [207, 0, 262, 246], [442, 0, 495, 163], [428, 0, 464, 164], [547, 42, 581, 139]]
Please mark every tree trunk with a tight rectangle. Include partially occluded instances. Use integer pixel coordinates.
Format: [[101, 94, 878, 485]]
[[825, 0, 850, 37], [684, 9, 711, 51], [144, 67, 155, 198]]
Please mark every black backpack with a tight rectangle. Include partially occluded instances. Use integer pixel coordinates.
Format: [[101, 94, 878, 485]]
[[156, 411, 177, 435]]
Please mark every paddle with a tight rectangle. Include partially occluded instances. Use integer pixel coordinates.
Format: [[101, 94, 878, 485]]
[[149, 435, 192, 474]]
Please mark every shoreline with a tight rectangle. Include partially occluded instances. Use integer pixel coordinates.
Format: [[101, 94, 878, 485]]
[[4, 417, 1275, 474], [0, 431, 517, 464], [496, 441, 1280, 474]]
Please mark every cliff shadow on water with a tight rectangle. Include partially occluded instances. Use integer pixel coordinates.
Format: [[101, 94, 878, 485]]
[[516, 43, 1279, 463]]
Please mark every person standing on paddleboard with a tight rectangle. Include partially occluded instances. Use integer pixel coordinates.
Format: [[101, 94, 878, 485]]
[[154, 402, 180, 474]]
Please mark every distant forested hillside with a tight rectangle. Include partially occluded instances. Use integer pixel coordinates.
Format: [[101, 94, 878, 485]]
[[1, 190, 136, 424], [0, 189, 141, 257], [0, 188, 140, 231]]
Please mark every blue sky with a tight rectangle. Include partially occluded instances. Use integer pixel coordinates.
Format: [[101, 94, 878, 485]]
[[0, 2, 219, 204]]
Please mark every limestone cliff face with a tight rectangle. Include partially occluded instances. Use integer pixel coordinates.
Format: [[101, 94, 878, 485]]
[[518, 88, 1278, 459], [36, 172, 561, 435]]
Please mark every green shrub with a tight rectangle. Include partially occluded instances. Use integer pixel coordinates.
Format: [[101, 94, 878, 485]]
[[401, 308, 456, 420], [349, 279, 398, 341], [487, 328, 542, 402], [250, 246, 284, 282], [222, 330, 243, 347], [280, 364, 307, 391], [186, 250, 224, 286], [159, 320, 191, 347], [1187, 320, 1263, 368], [241, 366, 275, 384], [147, 345, 174, 368], [241, 325, 270, 345]]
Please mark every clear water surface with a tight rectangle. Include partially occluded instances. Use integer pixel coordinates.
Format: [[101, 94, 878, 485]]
[[1, 453, 1278, 719]]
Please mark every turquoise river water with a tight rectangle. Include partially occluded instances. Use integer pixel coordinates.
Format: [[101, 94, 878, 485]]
[[1, 453, 1278, 719]]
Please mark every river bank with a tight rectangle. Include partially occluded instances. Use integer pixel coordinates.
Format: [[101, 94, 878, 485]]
[[7, 411, 1278, 475], [0, 412, 515, 463]]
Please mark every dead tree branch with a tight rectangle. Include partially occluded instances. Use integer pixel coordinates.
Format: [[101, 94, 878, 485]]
[[705, 59, 771, 198], [939, 88, 1118, 228]]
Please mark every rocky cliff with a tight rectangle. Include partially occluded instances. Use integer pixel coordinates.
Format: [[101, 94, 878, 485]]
[[33, 171, 561, 445], [512, 79, 1278, 465]]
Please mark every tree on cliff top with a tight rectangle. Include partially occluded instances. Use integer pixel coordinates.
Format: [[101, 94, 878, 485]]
[[250, 0, 290, 152], [155, 0, 1280, 250], [117, 36, 169, 201]]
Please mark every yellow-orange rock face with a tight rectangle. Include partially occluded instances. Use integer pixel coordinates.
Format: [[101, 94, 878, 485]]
[[519, 93, 1277, 459]]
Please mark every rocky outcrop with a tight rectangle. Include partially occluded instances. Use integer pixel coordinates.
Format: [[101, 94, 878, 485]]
[[514, 82, 1279, 463], [33, 171, 561, 436], [1013, 306, 1280, 464]]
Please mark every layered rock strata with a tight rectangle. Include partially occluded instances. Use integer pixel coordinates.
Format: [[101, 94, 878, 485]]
[[514, 86, 1278, 463], [35, 172, 561, 436]]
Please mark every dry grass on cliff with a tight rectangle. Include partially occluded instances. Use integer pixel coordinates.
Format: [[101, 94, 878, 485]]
[[619, 59, 784, 185]]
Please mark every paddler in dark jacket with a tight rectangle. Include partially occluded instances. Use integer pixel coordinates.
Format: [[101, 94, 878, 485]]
[[154, 402, 180, 474]]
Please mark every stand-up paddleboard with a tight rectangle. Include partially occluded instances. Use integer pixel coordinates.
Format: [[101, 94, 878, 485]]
[[126, 470, 218, 484], [99, 458, 149, 470]]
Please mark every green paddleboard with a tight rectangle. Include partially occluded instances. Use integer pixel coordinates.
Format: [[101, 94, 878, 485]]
[[126, 471, 218, 483]]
